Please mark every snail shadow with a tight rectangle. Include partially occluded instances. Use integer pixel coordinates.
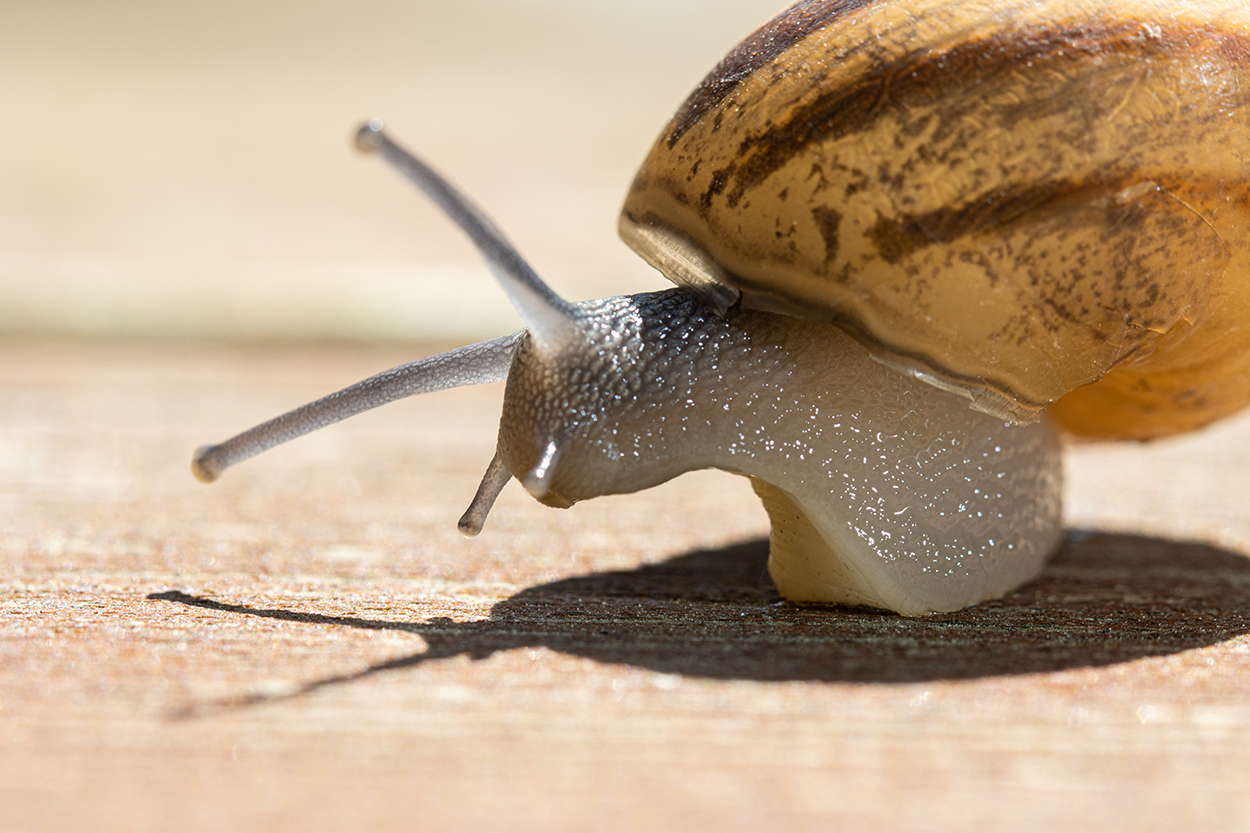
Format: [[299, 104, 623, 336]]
[[151, 531, 1250, 712]]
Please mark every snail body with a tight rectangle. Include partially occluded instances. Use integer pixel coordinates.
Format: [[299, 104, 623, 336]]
[[498, 290, 1061, 615], [193, 0, 1248, 615]]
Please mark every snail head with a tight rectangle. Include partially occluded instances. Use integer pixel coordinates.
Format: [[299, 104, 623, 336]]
[[193, 121, 692, 536]]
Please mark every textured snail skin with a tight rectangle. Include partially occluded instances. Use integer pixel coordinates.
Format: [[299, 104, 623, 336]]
[[622, 0, 1250, 440], [498, 291, 1062, 615]]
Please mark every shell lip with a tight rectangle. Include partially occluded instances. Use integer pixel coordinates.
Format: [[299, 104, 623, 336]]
[[618, 210, 741, 316], [737, 283, 1048, 425], [619, 207, 1049, 425]]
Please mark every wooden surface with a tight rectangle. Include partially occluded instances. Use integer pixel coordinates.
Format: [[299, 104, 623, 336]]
[[4, 340, 1250, 832]]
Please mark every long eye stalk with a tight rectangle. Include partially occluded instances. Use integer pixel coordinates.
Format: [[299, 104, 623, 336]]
[[355, 119, 583, 355], [195, 120, 591, 537], [192, 333, 521, 483]]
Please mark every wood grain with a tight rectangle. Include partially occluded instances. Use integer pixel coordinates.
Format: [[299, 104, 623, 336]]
[[3, 340, 1250, 832]]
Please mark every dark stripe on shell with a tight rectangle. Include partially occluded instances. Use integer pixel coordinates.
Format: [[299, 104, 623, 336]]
[[865, 178, 1120, 265], [665, 0, 879, 148], [699, 20, 1208, 211]]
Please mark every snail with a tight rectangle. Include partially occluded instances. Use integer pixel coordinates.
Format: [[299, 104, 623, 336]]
[[191, 0, 1250, 616]]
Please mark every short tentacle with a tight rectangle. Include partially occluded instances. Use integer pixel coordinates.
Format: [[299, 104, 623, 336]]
[[457, 452, 513, 537], [192, 333, 522, 483], [356, 119, 583, 355]]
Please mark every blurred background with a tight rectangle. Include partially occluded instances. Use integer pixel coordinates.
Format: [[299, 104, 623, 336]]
[[0, 0, 785, 342]]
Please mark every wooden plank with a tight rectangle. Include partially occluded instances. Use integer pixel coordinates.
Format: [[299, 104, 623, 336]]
[[3, 340, 1250, 832]]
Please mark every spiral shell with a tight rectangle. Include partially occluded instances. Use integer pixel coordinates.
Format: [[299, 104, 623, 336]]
[[621, 0, 1250, 440]]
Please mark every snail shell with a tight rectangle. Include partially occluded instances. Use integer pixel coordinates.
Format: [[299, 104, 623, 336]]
[[621, 0, 1250, 440]]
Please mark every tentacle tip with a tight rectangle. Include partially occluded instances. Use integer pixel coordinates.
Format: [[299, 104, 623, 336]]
[[457, 512, 484, 538], [191, 446, 223, 484], [354, 118, 386, 153]]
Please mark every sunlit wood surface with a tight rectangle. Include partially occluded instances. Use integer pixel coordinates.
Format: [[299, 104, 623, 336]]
[[3, 340, 1250, 832], [8, 0, 1250, 827]]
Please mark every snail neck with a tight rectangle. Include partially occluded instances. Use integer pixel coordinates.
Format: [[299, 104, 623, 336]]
[[498, 290, 1062, 614]]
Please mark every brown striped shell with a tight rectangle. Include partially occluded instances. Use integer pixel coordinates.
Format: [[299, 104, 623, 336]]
[[620, 0, 1250, 441]]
